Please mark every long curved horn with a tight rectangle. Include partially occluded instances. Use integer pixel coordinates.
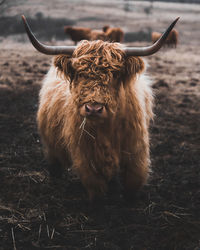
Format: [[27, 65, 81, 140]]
[[22, 15, 76, 55], [124, 17, 180, 57]]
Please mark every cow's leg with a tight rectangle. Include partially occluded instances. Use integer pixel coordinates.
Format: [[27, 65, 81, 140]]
[[46, 153, 64, 179], [124, 163, 149, 197], [122, 150, 150, 200], [75, 163, 108, 201], [45, 146, 71, 179]]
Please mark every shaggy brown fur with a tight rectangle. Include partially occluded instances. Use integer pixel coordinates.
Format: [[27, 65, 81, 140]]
[[37, 40, 153, 200], [102, 26, 124, 43], [64, 26, 92, 45], [152, 29, 178, 48]]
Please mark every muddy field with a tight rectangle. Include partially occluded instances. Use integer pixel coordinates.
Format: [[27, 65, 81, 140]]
[[0, 1, 200, 250]]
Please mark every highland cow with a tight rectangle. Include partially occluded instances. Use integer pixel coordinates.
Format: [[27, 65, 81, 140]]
[[22, 15, 179, 200], [151, 31, 162, 44], [165, 29, 179, 48], [90, 29, 107, 41], [64, 26, 107, 44], [103, 25, 124, 43], [152, 29, 178, 48], [64, 26, 92, 45]]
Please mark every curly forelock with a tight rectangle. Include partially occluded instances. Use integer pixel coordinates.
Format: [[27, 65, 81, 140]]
[[71, 40, 125, 84]]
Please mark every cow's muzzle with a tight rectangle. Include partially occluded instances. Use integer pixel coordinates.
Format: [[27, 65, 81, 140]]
[[80, 103, 107, 119]]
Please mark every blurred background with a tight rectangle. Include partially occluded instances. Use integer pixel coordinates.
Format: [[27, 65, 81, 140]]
[[0, 0, 200, 46]]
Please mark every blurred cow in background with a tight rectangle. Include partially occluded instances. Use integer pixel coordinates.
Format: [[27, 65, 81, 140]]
[[90, 29, 107, 41], [103, 25, 124, 43], [152, 29, 178, 48], [64, 24, 124, 44], [151, 31, 162, 44], [165, 29, 179, 47], [64, 26, 92, 45]]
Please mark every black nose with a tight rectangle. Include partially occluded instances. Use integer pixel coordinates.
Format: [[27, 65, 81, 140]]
[[85, 103, 104, 116]]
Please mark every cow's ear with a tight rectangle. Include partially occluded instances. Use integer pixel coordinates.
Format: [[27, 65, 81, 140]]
[[125, 56, 145, 76], [54, 55, 75, 80]]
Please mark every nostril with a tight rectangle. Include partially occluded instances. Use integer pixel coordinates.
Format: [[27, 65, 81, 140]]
[[96, 106, 103, 113], [84, 103, 104, 116], [85, 104, 92, 113]]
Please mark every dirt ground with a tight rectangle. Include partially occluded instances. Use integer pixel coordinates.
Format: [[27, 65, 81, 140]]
[[0, 1, 200, 250]]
